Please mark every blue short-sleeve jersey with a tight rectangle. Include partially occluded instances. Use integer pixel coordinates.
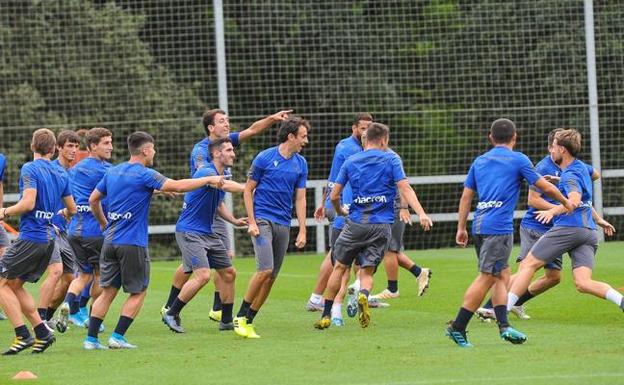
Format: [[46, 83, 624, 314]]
[[521, 156, 594, 232], [336, 149, 406, 224], [68, 157, 112, 237], [176, 163, 226, 235], [50, 159, 72, 234], [553, 159, 596, 229], [464, 146, 541, 235], [248, 146, 308, 226], [0, 153, 6, 182], [324, 136, 362, 209], [189, 133, 240, 176], [96, 162, 167, 247], [18, 159, 72, 243]]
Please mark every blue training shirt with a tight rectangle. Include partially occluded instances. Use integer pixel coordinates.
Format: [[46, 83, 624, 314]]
[[324, 136, 362, 230], [68, 157, 112, 238], [18, 159, 72, 243], [464, 146, 541, 235], [336, 149, 406, 224], [0, 153, 6, 182], [50, 159, 72, 234], [95, 162, 167, 247], [176, 163, 227, 235], [248, 146, 308, 226], [521, 156, 594, 232], [553, 159, 596, 229], [189, 133, 240, 176]]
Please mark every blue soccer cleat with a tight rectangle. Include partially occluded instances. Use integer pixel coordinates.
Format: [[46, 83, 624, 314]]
[[108, 333, 137, 349], [500, 326, 527, 345], [445, 322, 473, 348], [83, 337, 108, 350]]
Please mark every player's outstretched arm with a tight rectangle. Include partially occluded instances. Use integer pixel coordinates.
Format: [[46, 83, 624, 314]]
[[527, 189, 556, 210], [238, 110, 292, 143], [397, 179, 432, 231], [89, 189, 107, 230], [295, 188, 306, 249], [0, 188, 37, 220], [455, 187, 474, 247], [160, 175, 225, 193], [534, 177, 574, 213], [221, 180, 246, 193], [535, 190, 581, 224], [244, 178, 259, 237]]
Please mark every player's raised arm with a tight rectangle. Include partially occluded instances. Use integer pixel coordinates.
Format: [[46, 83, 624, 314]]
[[238, 110, 292, 142], [527, 188, 557, 210]]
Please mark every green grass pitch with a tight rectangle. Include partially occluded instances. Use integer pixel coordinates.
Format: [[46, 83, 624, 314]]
[[1, 242, 624, 385]]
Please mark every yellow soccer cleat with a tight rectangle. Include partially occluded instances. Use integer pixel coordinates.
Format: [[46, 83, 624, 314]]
[[245, 323, 261, 339], [357, 293, 371, 328], [314, 316, 331, 330], [209, 309, 222, 322], [233, 316, 248, 338]]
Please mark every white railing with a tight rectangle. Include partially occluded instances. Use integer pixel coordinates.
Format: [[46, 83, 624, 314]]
[[6, 169, 623, 253]]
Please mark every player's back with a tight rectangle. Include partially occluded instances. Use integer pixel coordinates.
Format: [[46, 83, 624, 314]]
[[19, 159, 70, 242], [467, 146, 539, 234], [341, 149, 404, 224]]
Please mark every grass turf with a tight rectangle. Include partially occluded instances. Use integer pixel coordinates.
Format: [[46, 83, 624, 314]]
[[1, 242, 624, 385]]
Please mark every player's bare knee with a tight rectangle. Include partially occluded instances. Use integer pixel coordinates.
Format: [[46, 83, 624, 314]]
[[194, 268, 211, 285]]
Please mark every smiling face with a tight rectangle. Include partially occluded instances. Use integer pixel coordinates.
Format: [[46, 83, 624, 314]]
[[208, 112, 231, 139], [290, 124, 309, 153], [213, 142, 236, 168], [91, 135, 113, 160]]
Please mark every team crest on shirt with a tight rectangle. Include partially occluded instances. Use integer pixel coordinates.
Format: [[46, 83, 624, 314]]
[[273, 160, 279, 167]]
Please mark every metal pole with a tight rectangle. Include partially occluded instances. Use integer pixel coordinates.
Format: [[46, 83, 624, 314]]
[[314, 187, 326, 254], [583, 0, 604, 241], [213, 0, 235, 253]]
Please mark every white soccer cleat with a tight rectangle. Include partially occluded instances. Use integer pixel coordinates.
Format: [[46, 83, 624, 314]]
[[417, 268, 432, 297], [475, 307, 496, 323], [511, 305, 531, 320], [371, 289, 400, 300]]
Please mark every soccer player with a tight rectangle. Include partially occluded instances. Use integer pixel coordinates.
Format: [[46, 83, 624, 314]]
[[61, 127, 113, 329], [0, 128, 77, 355], [506, 129, 620, 320], [84, 131, 224, 350], [37, 130, 80, 332], [446, 118, 573, 348], [233, 116, 309, 339], [307, 113, 371, 325], [162, 138, 246, 333], [371, 193, 432, 300], [476, 128, 601, 321], [0, 150, 7, 321], [315, 122, 433, 330], [163, 108, 291, 322]]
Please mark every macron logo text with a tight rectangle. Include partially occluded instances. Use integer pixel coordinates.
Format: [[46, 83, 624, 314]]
[[35, 210, 54, 219], [108, 211, 132, 221], [476, 201, 503, 210], [354, 195, 388, 204]]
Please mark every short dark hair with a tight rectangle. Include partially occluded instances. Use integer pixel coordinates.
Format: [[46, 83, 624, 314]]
[[555, 129, 582, 157], [202, 108, 227, 135], [353, 112, 373, 125], [208, 137, 232, 157], [32, 128, 57, 155], [490, 118, 516, 144], [277, 116, 310, 143], [128, 131, 155, 155], [86, 127, 112, 150], [57, 130, 80, 148], [365, 122, 389, 143], [547, 128, 564, 147]]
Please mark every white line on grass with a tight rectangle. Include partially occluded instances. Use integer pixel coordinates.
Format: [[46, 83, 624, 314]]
[[359, 372, 624, 385]]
